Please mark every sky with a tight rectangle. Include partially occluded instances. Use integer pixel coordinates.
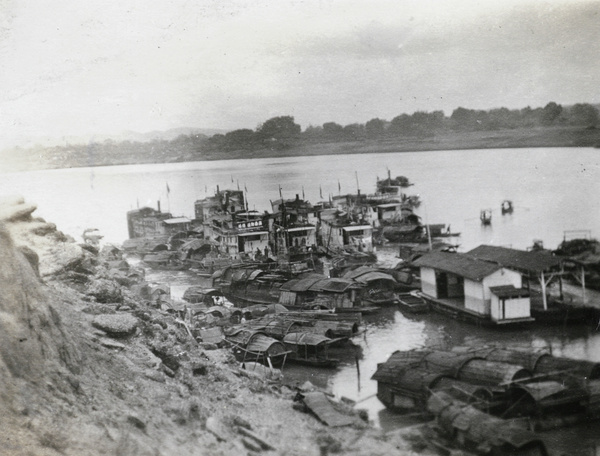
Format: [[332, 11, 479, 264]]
[[0, 0, 599, 149]]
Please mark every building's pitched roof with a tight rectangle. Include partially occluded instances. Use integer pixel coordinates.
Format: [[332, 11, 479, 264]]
[[467, 245, 561, 273], [413, 251, 502, 281]]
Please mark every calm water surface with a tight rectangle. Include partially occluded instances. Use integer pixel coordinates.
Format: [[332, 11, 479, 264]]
[[2, 147, 600, 455], [2, 147, 599, 250]]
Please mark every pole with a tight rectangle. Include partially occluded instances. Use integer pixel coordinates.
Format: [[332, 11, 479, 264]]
[[423, 200, 433, 251], [581, 266, 587, 304], [541, 271, 548, 311], [355, 347, 361, 393]]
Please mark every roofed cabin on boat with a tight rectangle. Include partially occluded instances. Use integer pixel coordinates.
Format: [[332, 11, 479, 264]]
[[413, 250, 534, 324], [412, 245, 567, 325]]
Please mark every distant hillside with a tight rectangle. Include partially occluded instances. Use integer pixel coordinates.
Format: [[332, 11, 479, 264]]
[[1, 127, 230, 151], [114, 127, 229, 143]]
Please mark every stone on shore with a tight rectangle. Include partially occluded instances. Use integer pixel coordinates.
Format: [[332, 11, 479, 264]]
[[92, 314, 139, 337]]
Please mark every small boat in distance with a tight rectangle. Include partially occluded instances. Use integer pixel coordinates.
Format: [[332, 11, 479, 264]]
[[501, 199, 514, 215], [480, 209, 492, 225]]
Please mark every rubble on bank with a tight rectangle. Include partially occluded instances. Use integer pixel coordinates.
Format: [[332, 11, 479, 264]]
[[0, 195, 433, 456]]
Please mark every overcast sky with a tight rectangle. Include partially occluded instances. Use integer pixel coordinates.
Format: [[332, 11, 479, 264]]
[[0, 0, 598, 148]]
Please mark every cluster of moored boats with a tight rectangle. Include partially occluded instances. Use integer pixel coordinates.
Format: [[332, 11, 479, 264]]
[[120, 171, 600, 455], [373, 346, 600, 455]]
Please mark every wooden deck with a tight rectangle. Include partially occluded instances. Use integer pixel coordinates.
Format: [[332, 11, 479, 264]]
[[419, 293, 535, 326]]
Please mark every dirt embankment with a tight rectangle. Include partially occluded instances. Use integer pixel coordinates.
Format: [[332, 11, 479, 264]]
[[0, 196, 430, 456]]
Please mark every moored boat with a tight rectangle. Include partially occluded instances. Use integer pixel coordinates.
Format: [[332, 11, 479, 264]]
[[282, 332, 340, 368], [396, 292, 429, 314], [372, 346, 600, 433], [225, 328, 290, 367]]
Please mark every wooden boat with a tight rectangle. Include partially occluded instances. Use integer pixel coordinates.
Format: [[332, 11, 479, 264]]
[[376, 172, 413, 192], [480, 209, 492, 225], [218, 268, 288, 306], [142, 251, 190, 270], [246, 313, 361, 340], [427, 391, 549, 456], [372, 347, 600, 431], [342, 266, 399, 306], [396, 292, 429, 314], [372, 349, 531, 413], [282, 332, 340, 368], [501, 199, 514, 215], [182, 287, 226, 305], [225, 328, 290, 367], [278, 274, 377, 313]]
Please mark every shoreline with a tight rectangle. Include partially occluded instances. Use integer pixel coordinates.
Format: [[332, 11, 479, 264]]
[[1, 125, 599, 173]]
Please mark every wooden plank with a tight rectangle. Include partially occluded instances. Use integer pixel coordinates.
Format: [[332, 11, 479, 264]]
[[301, 392, 356, 427]]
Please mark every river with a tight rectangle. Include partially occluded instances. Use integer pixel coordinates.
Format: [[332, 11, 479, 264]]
[[2, 147, 600, 455]]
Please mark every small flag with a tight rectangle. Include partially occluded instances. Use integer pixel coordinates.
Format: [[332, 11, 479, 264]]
[[166, 182, 170, 194], [338, 180, 341, 192], [231, 175, 234, 183], [302, 186, 305, 200], [319, 185, 323, 199]]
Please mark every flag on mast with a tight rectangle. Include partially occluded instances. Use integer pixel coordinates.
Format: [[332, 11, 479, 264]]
[[302, 186, 305, 201], [319, 185, 323, 199], [338, 180, 341, 193], [166, 182, 170, 195]]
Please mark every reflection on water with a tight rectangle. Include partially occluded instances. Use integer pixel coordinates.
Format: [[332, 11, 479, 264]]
[[323, 308, 600, 455]]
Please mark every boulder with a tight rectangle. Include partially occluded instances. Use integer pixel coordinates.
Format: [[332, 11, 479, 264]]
[[86, 279, 123, 303], [92, 314, 138, 337], [0, 195, 37, 222]]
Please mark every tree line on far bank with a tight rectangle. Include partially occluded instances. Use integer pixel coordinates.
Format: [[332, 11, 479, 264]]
[[209, 101, 600, 151], [10, 102, 600, 167]]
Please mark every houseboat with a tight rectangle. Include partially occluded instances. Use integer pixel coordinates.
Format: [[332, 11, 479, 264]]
[[225, 328, 289, 367], [342, 266, 399, 306], [277, 274, 374, 313], [127, 205, 191, 239], [427, 392, 549, 456], [216, 266, 290, 306], [282, 332, 340, 368], [372, 347, 600, 431], [270, 195, 318, 258], [318, 207, 374, 254], [412, 249, 535, 325], [466, 244, 595, 324]]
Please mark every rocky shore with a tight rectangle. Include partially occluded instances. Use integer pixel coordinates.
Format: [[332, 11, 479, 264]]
[[0, 196, 431, 456]]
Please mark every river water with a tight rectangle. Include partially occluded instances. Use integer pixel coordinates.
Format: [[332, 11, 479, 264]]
[[2, 147, 600, 454]]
